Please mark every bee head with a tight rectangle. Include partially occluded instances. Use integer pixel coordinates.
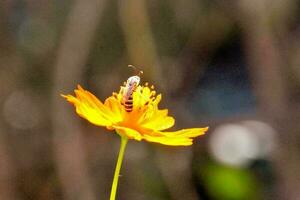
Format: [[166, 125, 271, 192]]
[[126, 76, 140, 87]]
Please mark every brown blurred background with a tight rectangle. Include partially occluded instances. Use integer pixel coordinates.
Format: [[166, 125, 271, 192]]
[[0, 0, 300, 200]]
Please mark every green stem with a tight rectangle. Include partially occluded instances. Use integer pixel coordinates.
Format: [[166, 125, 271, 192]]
[[109, 135, 128, 200]]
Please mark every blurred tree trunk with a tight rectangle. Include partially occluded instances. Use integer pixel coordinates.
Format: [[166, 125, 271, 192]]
[[118, 0, 163, 86], [237, 1, 300, 199], [51, 0, 107, 199], [155, 149, 200, 200], [118, 1, 200, 199], [0, 129, 16, 200], [0, 7, 19, 200]]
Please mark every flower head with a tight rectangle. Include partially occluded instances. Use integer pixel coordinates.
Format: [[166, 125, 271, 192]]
[[62, 83, 208, 146]]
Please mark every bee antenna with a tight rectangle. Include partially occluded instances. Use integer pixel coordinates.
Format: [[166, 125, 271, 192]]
[[128, 65, 143, 76], [138, 70, 143, 77], [128, 65, 137, 71]]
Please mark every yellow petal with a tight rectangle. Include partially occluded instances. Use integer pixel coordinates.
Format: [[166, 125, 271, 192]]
[[62, 85, 119, 126], [113, 125, 142, 141], [62, 94, 112, 126], [138, 108, 174, 131], [104, 96, 123, 122], [141, 115, 175, 131], [142, 134, 193, 146], [161, 127, 209, 138], [75, 85, 115, 121], [140, 127, 208, 146]]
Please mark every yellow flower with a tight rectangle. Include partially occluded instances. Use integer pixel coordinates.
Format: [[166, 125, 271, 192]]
[[62, 84, 208, 146]]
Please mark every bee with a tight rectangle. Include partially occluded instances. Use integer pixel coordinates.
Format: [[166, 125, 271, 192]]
[[122, 65, 143, 112]]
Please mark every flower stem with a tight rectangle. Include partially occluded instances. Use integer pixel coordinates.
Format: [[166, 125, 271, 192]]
[[110, 135, 128, 200]]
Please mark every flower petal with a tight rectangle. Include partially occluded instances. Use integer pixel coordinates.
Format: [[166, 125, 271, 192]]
[[104, 96, 123, 122], [142, 134, 193, 146], [113, 125, 142, 141], [141, 115, 175, 131], [161, 127, 209, 137], [62, 85, 119, 126], [140, 127, 208, 146]]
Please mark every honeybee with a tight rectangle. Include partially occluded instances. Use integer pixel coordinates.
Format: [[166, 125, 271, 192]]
[[122, 65, 143, 112]]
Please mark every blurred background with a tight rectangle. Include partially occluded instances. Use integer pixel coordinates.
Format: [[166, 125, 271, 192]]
[[0, 0, 300, 199]]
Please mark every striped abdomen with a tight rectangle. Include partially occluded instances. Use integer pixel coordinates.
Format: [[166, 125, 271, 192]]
[[124, 95, 133, 112]]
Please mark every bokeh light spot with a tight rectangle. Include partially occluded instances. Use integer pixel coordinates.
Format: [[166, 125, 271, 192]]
[[3, 90, 41, 130]]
